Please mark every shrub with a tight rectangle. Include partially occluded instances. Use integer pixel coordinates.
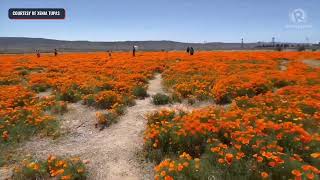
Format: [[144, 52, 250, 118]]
[[122, 95, 136, 107], [50, 101, 68, 115], [94, 90, 122, 109], [95, 111, 119, 130], [187, 97, 196, 105], [13, 155, 87, 180], [0, 113, 58, 145], [56, 89, 81, 103], [82, 94, 95, 106], [152, 93, 170, 105], [110, 103, 126, 115], [31, 84, 50, 93], [132, 86, 148, 99], [170, 93, 182, 103]]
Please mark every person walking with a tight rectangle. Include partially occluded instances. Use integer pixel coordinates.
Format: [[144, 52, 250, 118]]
[[190, 47, 195, 55], [108, 50, 112, 59], [132, 46, 136, 57], [186, 47, 190, 53], [36, 50, 40, 58], [54, 49, 58, 56]]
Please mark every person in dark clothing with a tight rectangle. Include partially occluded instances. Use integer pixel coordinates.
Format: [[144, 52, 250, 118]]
[[186, 47, 190, 53], [108, 50, 112, 58], [190, 47, 195, 55], [36, 50, 40, 58], [132, 46, 136, 57], [54, 49, 58, 56]]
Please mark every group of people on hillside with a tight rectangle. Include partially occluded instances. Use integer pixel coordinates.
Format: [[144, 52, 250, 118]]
[[186, 46, 195, 55], [35, 49, 58, 58], [106, 46, 136, 59], [36, 46, 195, 58]]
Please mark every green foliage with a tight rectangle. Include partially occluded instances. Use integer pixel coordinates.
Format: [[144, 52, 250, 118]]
[[50, 101, 68, 115], [56, 89, 81, 103], [152, 93, 170, 105], [31, 84, 50, 93], [0, 115, 59, 145], [170, 93, 182, 103], [13, 156, 87, 180], [133, 86, 148, 99], [82, 94, 95, 106], [122, 95, 136, 107], [94, 90, 121, 109]]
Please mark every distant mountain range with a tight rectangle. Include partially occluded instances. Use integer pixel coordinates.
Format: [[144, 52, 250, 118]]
[[0, 37, 317, 53], [0, 37, 261, 53]]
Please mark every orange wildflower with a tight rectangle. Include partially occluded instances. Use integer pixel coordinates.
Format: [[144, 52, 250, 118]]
[[160, 170, 166, 177], [310, 152, 320, 159], [225, 153, 234, 164], [291, 169, 302, 177], [306, 173, 314, 180], [218, 158, 225, 164], [268, 161, 276, 167], [257, 156, 263, 163], [177, 164, 184, 171], [2, 131, 9, 141], [164, 175, 174, 180], [183, 162, 189, 167], [261, 172, 269, 178], [61, 175, 72, 180]]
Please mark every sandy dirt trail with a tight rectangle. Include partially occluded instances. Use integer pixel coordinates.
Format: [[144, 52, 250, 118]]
[[20, 75, 169, 180], [302, 59, 320, 68], [16, 74, 217, 180], [279, 59, 289, 71]]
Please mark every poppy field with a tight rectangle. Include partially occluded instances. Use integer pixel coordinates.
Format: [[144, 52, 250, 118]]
[[0, 52, 167, 145], [0, 51, 320, 179]]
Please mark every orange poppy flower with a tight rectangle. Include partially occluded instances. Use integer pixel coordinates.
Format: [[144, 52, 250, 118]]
[[291, 169, 302, 177], [225, 153, 234, 164], [307, 173, 314, 180], [261, 172, 269, 178]]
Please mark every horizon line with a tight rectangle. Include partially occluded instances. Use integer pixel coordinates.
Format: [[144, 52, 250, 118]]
[[1, 36, 318, 44]]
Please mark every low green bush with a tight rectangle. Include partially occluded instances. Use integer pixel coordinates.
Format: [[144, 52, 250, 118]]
[[152, 93, 170, 105], [13, 155, 87, 180], [133, 86, 148, 99]]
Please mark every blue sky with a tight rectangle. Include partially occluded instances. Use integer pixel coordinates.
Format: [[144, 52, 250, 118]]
[[1, 0, 319, 43]]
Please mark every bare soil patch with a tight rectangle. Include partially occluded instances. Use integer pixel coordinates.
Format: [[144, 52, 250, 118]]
[[303, 59, 320, 68]]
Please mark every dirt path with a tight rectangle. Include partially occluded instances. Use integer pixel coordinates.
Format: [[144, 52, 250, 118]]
[[19, 75, 170, 180], [0, 167, 12, 180], [279, 59, 289, 71], [17, 74, 218, 180], [303, 59, 320, 68]]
